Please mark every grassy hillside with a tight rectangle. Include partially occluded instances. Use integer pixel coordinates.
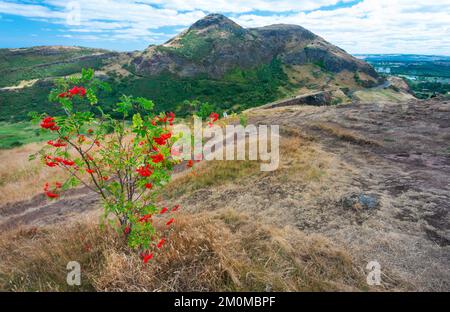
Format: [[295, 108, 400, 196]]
[[0, 15, 381, 125], [0, 15, 383, 127], [1, 58, 290, 123], [0, 121, 414, 291], [0, 47, 114, 88], [0, 121, 56, 149], [0, 79, 93, 123], [118, 58, 290, 114], [0, 54, 290, 151]]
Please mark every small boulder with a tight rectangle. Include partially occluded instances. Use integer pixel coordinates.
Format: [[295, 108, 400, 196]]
[[342, 193, 380, 211]]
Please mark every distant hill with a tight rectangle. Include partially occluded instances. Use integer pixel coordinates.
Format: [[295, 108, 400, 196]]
[[132, 14, 378, 79], [0, 46, 117, 88], [0, 46, 118, 122], [0, 14, 383, 122], [356, 54, 450, 63]]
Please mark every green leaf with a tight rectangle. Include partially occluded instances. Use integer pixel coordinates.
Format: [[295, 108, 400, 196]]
[[74, 159, 84, 167], [28, 111, 42, 124], [132, 113, 143, 129], [60, 97, 73, 111], [115, 95, 133, 117], [63, 176, 80, 190], [136, 97, 154, 111], [81, 68, 94, 82], [87, 89, 98, 105]]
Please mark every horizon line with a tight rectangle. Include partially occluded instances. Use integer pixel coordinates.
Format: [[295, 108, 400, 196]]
[[2, 44, 450, 58]]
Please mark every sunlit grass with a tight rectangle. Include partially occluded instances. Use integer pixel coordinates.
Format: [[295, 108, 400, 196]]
[[0, 122, 56, 149]]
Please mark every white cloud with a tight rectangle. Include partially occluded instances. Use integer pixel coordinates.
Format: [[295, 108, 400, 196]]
[[0, 0, 449, 54], [234, 0, 450, 55], [0, 1, 65, 19], [143, 0, 348, 13], [0, 0, 207, 43]]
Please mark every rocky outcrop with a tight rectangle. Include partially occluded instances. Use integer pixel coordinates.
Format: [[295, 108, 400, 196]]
[[260, 91, 333, 109], [249, 23, 376, 75], [388, 76, 413, 93]]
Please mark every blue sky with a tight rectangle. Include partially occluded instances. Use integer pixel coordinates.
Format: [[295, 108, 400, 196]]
[[0, 0, 449, 55]]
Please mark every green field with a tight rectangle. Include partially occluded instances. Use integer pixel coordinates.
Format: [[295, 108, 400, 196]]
[[0, 121, 56, 149]]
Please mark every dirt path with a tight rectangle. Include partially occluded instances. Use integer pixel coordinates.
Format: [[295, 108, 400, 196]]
[[0, 163, 192, 232], [0, 187, 98, 231]]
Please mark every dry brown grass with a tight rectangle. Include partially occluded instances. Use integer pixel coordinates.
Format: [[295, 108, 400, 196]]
[[0, 125, 411, 292], [164, 131, 337, 205], [260, 128, 337, 186], [284, 65, 362, 95], [352, 89, 414, 103], [0, 133, 128, 206], [278, 136, 328, 182], [0, 143, 68, 205], [163, 133, 310, 199], [164, 160, 261, 198], [0, 126, 301, 207], [310, 122, 382, 147], [0, 209, 375, 292]]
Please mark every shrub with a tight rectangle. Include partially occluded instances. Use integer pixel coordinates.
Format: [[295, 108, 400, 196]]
[[30, 69, 182, 260], [239, 114, 248, 127]]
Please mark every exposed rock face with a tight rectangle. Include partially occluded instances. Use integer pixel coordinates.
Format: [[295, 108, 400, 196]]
[[253, 24, 378, 76], [388, 76, 413, 93], [131, 14, 379, 81]]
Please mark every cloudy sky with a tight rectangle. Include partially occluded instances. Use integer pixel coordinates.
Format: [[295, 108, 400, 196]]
[[0, 0, 449, 55]]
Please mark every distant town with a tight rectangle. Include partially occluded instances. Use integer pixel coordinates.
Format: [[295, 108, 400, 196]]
[[357, 54, 450, 98]]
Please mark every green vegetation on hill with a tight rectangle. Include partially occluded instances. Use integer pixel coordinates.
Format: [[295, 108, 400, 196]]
[[0, 58, 289, 123], [1, 79, 98, 122], [109, 58, 289, 116], [158, 25, 249, 63], [159, 31, 215, 61], [0, 56, 107, 88], [1, 81, 57, 122], [1, 16, 381, 126], [406, 81, 450, 99], [0, 47, 103, 69], [0, 47, 112, 88]]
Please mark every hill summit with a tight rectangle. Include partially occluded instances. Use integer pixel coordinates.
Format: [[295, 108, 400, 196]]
[[131, 14, 379, 82], [190, 13, 243, 31]]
